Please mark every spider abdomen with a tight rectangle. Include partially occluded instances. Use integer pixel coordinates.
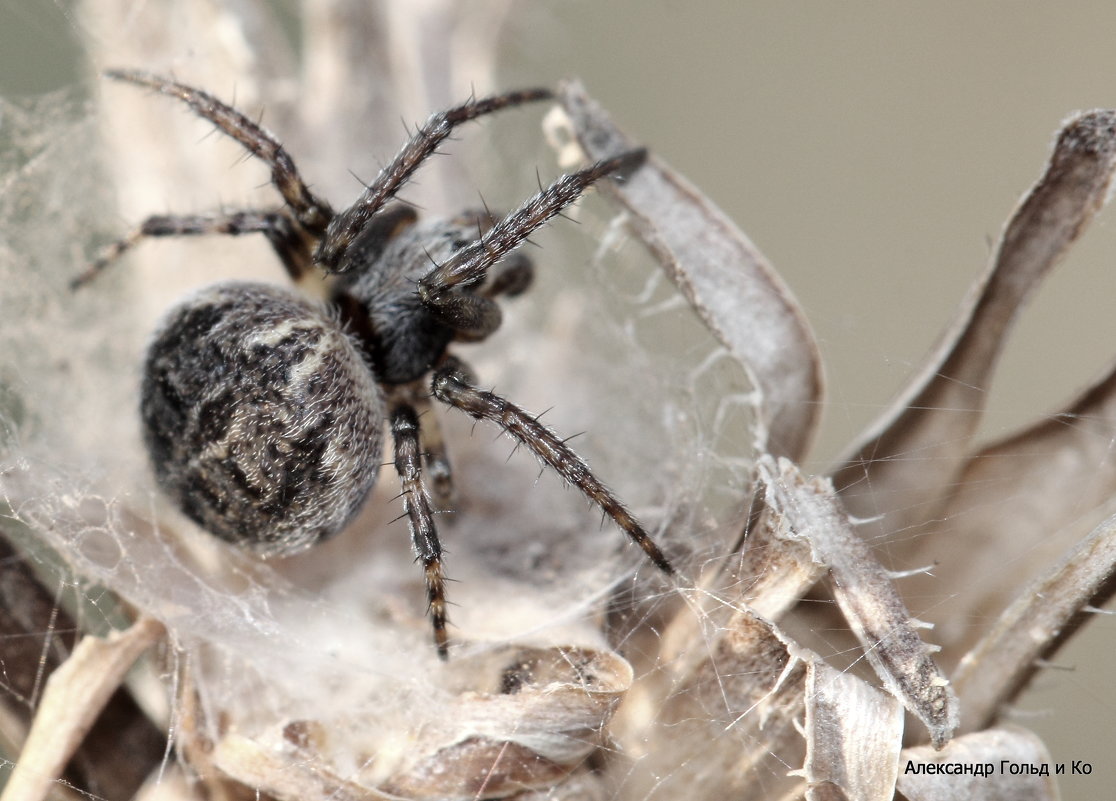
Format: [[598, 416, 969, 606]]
[[141, 281, 385, 556]]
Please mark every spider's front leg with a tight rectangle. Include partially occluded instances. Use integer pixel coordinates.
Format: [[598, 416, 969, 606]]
[[390, 401, 451, 658], [415, 151, 646, 330], [77, 69, 339, 288], [314, 88, 554, 271], [104, 70, 334, 233], [431, 359, 675, 576]]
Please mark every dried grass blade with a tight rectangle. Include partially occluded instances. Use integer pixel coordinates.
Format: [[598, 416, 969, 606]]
[[1, 617, 165, 801], [0, 532, 164, 799], [952, 512, 1116, 733], [802, 660, 904, 801], [905, 359, 1116, 656], [832, 110, 1116, 531], [554, 81, 824, 461], [758, 456, 957, 748]]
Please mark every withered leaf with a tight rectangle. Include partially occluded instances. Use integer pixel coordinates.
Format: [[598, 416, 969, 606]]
[[758, 456, 957, 748], [952, 511, 1116, 732], [802, 659, 904, 801], [913, 358, 1116, 656], [555, 80, 824, 462], [832, 110, 1116, 536], [212, 646, 632, 801]]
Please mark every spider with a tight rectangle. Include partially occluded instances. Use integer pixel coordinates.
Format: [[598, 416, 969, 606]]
[[78, 70, 674, 658]]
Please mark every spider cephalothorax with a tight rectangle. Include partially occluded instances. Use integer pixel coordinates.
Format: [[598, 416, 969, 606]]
[[82, 70, 672, 657]]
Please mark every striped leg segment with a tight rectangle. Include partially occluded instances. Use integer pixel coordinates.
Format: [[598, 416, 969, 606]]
[[391, 404, 450, 658], [431, 360, 674, 576]]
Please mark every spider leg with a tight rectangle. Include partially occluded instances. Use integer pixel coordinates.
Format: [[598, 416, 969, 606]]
[[315, 87, 554, 272], [72, 210, 310, 288], [416, 151, 646, 333], [450, 209, 535, 300], [413, 393, 456, 505], [478, 252, 534, 300], [105, 70, 333, 233], [431, 357, 674, 575], [439, 252, 534, 344], [440, 213, 534, 343], [391, 403, 451, 658]]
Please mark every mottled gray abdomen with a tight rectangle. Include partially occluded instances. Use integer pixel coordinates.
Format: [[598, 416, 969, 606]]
[[141, 281, 385, 556]]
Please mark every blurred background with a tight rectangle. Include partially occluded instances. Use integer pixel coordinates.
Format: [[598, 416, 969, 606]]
[[1, 2, 1113, 798]]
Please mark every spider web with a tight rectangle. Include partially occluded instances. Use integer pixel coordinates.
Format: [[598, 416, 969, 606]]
[[0, 72, 763, 799], [3, 8, 1115, 800]]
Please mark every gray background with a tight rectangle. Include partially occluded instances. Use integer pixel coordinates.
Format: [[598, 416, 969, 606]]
[[1, 1, 1112, 798]]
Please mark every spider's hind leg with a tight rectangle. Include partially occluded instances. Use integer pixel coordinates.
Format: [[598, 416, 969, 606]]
[[391, 401, 451, 659], [431, 357, 674, 576], [411, 392, 456, 506]]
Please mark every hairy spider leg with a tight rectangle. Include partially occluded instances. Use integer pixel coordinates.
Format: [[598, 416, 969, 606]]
[[416, 151, 646, 340], [82, 73, 551, 288], [78, 69, 335, 287], [73, 210, 301, 288], [315, 87, 554, 272], [104, 69, 334, 233], [390, 403, 450, 657], [409, 392, 455, 505], [448, 209, 536, 303], [431, 360, 675, 576]]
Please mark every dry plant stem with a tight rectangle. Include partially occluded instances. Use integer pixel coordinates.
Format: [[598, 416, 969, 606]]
[[952, 511, 1116, 733], [720, 493, 823, 621], [923, 357, 1116, 654], [298, 0, 398, 179], [0, 616, 165, 801], [554, 81, 823, 462], [622, 609, 807, 801], [832, 110, 1116, 533], [0, 534, 164, 799], [756, 457, 956, 749], [802, 660, 903, 801], [300, 0, 521, 206]]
